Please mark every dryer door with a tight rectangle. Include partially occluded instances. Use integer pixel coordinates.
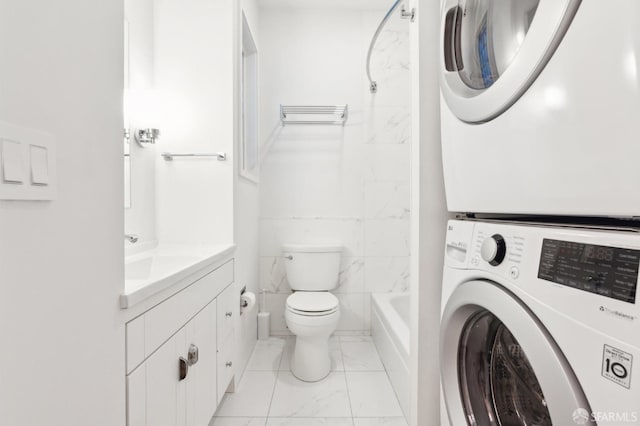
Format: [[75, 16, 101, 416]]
[[440, 0, 581, 123], [440, 280, 594, 426]]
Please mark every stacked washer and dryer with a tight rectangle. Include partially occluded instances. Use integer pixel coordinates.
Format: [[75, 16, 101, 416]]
[[438, 1, 640, 425]]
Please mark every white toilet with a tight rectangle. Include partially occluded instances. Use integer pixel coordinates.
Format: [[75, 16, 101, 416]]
[[283, 243, 342, 382]]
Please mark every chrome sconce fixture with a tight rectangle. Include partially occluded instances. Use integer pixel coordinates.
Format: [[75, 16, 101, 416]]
[[134, 128, 160, 146]]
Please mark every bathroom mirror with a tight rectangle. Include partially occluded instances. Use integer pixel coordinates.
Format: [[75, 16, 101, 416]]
[[123, 19, 132, 209], [240, 13, 259, 183]]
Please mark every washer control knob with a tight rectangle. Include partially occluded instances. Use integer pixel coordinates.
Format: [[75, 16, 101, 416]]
[[480, 234, 507, 266]]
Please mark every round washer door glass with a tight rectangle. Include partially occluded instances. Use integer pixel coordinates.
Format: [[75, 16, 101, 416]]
[[454, 0, 539, 90], [459, 310, 551, 425], [440, 0, 581, 122], [440, 280, 595, 426]]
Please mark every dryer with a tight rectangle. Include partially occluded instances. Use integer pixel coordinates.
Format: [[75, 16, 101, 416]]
[[440, 220, 639, 425], [439, 0, 640, 217]]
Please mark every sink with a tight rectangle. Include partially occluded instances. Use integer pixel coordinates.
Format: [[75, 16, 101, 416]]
[[121, 243, 236, 309], [125, 257, 153, 280], [125, 255, 200, 281]]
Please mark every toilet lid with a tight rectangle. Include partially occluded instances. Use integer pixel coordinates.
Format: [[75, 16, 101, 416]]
[[287, 291, 339, 314]]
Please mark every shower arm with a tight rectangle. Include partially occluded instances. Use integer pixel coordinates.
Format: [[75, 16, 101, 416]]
[[366, 0, 403, 94]]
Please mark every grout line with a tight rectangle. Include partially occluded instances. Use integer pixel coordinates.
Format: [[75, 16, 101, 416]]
[[273, 337, 286, 372], [343, 336, 406, 424], [276, 336, 290, 372], [337, 336, 356, 425], [265, 337, 287, 422], [370, 338, 406, 422]]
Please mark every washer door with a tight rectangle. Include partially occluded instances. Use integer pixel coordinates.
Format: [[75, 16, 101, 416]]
[[440, 0, 581, 123], [440, 280, 594, 426]]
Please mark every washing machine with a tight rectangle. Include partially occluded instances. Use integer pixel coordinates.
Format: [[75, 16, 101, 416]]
[[439, 0, 640, 217], [440, 220, 640, 425]]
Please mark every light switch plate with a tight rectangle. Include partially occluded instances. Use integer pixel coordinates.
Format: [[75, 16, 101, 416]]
[[1, 139, 25, 183], [0, 121, 56, 200], [29, 145, 49, 185]]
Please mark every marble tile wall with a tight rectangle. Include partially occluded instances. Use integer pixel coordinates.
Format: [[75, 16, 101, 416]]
[[258, 8, 411, 335]]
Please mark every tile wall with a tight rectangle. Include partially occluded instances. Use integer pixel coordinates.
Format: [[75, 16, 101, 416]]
[[258, 7, 411, 335]]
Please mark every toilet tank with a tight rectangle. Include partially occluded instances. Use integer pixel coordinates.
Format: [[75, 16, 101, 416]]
[[282, 243, 342, 291]]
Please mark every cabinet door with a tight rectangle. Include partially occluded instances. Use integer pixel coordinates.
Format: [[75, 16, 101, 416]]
[[146, 328, 187, 426], [126, 363, 146, 426], [216, 283, 237, 346], [185, 301, 217, 426], [216, 334, 236, 405]]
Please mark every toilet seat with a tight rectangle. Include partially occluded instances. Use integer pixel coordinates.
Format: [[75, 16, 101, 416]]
[[286, 291, 339, 317]]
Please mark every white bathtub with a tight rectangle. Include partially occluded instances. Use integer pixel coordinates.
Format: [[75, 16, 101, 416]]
[[371, 292, 410, 418]]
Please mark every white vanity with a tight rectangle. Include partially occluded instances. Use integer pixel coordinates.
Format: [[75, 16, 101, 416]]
[[122, 0, 244, 423], [122, 244, 237, 426]]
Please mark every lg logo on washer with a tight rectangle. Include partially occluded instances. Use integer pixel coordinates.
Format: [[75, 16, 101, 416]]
[[572, 408, 639, 424]]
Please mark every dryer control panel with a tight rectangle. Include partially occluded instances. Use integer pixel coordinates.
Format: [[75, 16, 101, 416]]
[[538, 239, 639, 304]]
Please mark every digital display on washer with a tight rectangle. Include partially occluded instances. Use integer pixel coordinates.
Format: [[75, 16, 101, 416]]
[[538, 239, 639, 304]]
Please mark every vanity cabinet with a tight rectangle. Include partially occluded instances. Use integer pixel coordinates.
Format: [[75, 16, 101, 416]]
[[129, 306, 214, 426], [215, 283, 237, 405], [126, 259, 237, 426]]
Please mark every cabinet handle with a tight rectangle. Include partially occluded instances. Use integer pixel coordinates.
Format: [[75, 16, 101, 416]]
[[225, 312, 233, 317], [225, 361, 233, 368], [179, 357, 189, 381], [187, 344, 199, 366]]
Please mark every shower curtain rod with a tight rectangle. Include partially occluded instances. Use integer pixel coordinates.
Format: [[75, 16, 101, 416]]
[[366, 0, 402, 94]]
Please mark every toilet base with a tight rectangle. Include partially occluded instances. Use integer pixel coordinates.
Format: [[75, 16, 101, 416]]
[[291, 336, 331, 382]]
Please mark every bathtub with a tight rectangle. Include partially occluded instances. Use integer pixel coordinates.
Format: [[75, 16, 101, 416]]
[[371, 292, 410, 418]]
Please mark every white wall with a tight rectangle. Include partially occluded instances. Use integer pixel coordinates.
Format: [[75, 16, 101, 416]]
[[0, 1, 125, 425], [125, 0, 238, 246], [258, 5, 411, 335], [408, 0, 452, 425], [125, 0, 260, 381], [235, 0, 262, 376], [124, 0, 157, 244], [154, 0, 235, 244]]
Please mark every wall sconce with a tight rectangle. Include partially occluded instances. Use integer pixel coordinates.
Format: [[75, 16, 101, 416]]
[[134, 128, 160, 147]]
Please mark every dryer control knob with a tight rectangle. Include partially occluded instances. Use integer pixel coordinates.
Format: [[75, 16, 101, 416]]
[[480, 234, 507, 266]]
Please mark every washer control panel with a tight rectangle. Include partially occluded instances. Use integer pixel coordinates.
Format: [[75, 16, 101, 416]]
[[538, 239, 639, 304]]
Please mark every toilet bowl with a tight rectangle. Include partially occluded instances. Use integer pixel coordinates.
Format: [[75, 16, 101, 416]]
[[282, 243, 342, 382], [286, 291, 340, 381]]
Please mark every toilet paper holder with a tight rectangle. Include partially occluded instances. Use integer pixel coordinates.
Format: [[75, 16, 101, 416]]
[[240, 286, 257, 316], [240, 286, 248, 309]]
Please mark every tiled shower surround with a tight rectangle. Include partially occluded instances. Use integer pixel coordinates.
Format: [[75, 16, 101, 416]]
[[258, 7, 411, 335]]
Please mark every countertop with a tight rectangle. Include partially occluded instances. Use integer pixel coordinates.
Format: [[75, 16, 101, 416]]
[[121, 243, 235, 309]]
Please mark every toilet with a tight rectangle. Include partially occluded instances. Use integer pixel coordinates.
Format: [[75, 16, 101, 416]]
[[283, 243, 342, 382]]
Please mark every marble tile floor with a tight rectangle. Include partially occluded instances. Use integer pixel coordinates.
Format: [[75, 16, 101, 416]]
[[211, 336, 407, 426]]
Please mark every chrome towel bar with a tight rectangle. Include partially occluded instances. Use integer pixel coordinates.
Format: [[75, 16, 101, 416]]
[[280, 105, 348, 126], [162, 152, 227, 161]]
